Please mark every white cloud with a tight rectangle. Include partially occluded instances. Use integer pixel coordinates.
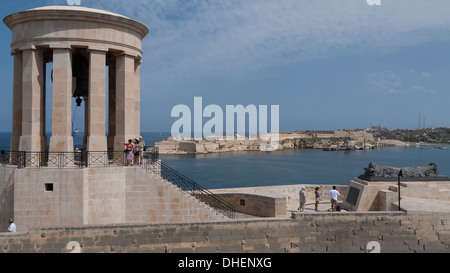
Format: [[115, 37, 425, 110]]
[[420, 72, 431, 78], [62, 0, 450, 84], [368, 71, 404, 94], [411, 85, 435, 94], [368, 70, 437, 95]]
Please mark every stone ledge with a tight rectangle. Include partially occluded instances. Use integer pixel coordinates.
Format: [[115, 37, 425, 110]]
[[291, 211, 406, 220]]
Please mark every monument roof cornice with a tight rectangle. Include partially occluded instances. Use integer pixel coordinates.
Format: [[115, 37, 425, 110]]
[[3, 6, 149, 39]]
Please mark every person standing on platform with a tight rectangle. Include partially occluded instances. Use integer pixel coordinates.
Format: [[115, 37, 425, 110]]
[[138, 136, 146, 166], [327, 186, 340, 211], [8, 218, 16, 232], [314, 187, 321, 211], [298, 186, 306, 212], [123, 139, 134, 166]]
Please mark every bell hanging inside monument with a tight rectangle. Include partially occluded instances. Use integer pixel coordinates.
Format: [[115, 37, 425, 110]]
[[72, 50, 89, 102]]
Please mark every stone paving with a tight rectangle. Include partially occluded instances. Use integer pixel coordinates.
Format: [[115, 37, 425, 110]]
[[394, 197, 450, 213], [227, 184, 450, 219]]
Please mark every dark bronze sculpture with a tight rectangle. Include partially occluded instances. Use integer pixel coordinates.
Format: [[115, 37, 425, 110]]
[[363, 162, 439, 178]]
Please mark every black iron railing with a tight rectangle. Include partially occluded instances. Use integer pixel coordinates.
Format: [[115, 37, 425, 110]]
[[4, 147, 159, 169], [144, 158, 236, 219]]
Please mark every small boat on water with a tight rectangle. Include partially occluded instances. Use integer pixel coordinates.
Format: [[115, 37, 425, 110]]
[[435, 146, 448, 150], [345, 145, 361, 151]]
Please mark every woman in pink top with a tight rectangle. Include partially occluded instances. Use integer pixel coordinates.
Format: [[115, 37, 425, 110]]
[[123, 139, 134, 166]]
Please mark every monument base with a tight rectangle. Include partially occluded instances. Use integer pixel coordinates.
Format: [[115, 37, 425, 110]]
[[342, 177, 450, 212]]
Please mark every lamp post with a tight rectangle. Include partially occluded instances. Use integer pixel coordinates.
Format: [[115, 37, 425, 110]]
[[397, 169, 403, 211]]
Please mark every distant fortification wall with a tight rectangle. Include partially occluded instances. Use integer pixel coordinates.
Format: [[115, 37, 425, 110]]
[[0, 211, 448, 253]]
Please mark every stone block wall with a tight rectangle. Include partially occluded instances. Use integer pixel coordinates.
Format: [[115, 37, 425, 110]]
[[13, 168, 85, 231], [0, 211, 448, 253], [213, 193, 286, 217], [0, 167, 15, 232], [125, 167, 227, 223], [1, 166, 227, 232], [85, 167, 126, 225]]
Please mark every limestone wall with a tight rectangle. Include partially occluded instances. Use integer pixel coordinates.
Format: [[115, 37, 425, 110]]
[[213, 193, 286, 217], [125, 167, 227, 223], [0, 211, 448, 253], [85, 168, 127, 225], [0, 167, 15, 232], [13, 168, 86, 231], [1, 166, 227, 232]]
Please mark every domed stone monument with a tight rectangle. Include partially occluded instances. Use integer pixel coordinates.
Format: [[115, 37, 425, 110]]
[[3, 6, 149, 154]]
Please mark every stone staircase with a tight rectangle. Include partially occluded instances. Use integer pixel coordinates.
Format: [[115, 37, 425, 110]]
[[142, 159, 236, 219], [126, 166, 230, 223]]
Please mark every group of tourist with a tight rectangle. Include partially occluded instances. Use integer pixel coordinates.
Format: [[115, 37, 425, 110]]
[[123, 136, 146, 166], [298, 186, 341, 212]]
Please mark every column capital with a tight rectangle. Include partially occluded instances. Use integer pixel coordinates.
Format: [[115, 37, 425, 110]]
[[18, 45, 37, 51], [10, 49, 22, 56], [49, 44, 73, 50], [87, 46, 109, 53], [114, 50, 139, 59]]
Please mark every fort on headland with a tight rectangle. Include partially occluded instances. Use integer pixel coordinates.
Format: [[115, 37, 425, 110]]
[[154, 128, 441, 154], [0, 6, 449, 253]]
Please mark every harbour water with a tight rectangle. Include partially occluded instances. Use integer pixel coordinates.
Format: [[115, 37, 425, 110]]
[[1, 132, 449, 190]]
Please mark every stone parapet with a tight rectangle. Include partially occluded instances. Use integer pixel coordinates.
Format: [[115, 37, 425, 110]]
[[0, 211, 448, 253]]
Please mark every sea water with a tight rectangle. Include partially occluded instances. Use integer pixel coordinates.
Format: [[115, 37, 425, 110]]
[[159, 145, 450, 189], [1, 131, 449, 189]]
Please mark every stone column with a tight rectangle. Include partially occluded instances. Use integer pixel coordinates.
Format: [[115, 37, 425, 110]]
[[49, 46, 74, 153], [86, 47, 108, 152], [107, 58, 116, 151], [134, 60, 141, 138], [114, 53, 135, 152], [19, 47, 46, 153], [10, 50, 23, 153]]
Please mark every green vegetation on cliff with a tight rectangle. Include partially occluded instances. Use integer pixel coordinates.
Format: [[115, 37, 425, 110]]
[[372, 127, 450, 144]]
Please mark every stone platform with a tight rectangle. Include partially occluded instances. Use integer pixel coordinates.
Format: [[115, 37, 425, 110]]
[[212, 181, 450, 218]]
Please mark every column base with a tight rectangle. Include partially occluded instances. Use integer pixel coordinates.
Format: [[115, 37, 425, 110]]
[[48, 136, 74, 167], [19, 136, 46, 152], [9, 136, 21, 165], [86, 136, 108, 166], [86, 136, 108, 152], [18, 135, 46, 167], [10, 136, 20, 152], [49, 136, 74, 153]]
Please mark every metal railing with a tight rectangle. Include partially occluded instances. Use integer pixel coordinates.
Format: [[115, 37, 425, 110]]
[[144, 158, 236, 219], [4, 148, 159, 169]]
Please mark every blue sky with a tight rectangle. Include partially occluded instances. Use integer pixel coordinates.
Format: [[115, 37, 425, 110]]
[[0, 0, 450, 133]]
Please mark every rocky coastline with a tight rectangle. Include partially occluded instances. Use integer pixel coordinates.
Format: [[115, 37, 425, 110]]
[[154, 128, 418, 155]]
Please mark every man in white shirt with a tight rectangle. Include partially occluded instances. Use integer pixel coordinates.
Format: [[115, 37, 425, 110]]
[[327, 186, 340, 211], [8, 218, 16, 232]]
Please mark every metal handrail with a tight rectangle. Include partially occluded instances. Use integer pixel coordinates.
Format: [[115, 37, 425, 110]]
[[144, 159, 236, 219], [4, 148, 159, 169]]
